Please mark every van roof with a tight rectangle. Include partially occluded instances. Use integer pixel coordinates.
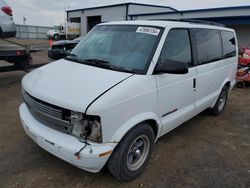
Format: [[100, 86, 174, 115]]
[[99, 20, 235, 32]]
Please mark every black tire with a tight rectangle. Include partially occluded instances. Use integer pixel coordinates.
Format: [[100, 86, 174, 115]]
[[13, 56, 31, 71], [0, 27, 2, 38], [210, 85, 229, 116], [237, 81, 245, 88], [54, 34, 59, 41], [107, 124, 155, 181]]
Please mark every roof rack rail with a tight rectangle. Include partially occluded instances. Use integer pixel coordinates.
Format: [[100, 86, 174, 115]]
[[147, 18, 225, 27]]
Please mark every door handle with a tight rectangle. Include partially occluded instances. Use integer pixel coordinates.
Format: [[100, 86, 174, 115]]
[[193, 78, 196, 89]]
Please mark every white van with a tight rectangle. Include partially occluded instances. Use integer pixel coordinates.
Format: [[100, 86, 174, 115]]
[[19, 20, 238, 181]]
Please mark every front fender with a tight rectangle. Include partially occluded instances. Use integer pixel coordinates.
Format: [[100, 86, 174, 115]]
[[110, 112, 162, 143]]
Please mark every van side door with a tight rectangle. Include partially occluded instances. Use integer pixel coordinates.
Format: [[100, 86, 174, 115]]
[[154, 29, 197, 135]]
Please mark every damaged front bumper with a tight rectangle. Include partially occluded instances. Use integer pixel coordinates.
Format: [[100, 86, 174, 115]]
[[19, 103, 117, 173]]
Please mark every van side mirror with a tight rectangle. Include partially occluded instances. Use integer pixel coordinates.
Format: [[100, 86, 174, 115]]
[[154, 59, 189, 74]]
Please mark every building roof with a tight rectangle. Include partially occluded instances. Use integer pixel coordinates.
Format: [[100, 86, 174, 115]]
[[129, 5, 250, 17], [66, 2, 178, 12], [127, 5, 250, 25]]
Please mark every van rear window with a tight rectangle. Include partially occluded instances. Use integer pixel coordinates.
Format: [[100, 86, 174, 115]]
[[195, 29, 223, 65], [221, 31, 236, 58]]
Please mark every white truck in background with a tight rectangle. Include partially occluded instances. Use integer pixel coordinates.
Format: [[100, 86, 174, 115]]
[[47, 22, 80, 40]]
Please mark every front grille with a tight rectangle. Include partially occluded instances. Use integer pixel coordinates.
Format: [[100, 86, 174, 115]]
[[23, 91, 71, 129]]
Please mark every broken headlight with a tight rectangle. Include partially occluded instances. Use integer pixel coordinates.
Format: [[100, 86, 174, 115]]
[[69, 111, 102, 143]]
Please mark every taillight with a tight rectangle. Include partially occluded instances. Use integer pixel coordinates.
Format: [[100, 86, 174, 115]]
[[1, 6, 12, 16]]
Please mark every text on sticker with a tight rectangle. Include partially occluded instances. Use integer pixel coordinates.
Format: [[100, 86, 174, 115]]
[[136, 27, 160, 36]]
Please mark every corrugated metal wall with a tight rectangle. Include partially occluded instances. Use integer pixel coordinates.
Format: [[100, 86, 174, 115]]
[[228, 24, 250, 45], [16, 25, 52, 39]]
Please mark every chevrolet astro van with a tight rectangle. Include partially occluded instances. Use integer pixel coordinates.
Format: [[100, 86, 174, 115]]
[[19, 20, 238, 181]]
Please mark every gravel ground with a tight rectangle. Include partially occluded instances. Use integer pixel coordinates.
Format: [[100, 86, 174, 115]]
[[0, 40, 250, 188]]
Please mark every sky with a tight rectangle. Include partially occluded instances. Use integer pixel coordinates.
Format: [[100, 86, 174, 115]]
[[5, 0, 250, 26]]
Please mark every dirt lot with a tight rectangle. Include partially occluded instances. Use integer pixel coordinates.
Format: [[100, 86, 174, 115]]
[[0, 40, 250, 188]]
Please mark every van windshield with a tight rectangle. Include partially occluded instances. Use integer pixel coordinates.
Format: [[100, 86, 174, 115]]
[[69, 25, 162, 74]]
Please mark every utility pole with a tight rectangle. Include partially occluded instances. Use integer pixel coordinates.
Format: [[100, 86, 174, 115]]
[[23, 17, 26, 25]]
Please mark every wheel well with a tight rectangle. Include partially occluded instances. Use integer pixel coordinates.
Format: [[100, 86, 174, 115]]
[[143, 120, 158, 138], [117, 119, 159, 143], [225, 81, 231, 89]]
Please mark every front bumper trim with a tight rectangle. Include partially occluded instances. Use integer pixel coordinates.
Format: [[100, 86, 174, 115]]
[[19, 103, 117, 173]]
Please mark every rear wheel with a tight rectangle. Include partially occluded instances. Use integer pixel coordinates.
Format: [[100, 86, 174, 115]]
[[237, 81, 245, 88], [210, 85, 228, 116], [13, 56, 32, 71], [107, 124, 154, 181]]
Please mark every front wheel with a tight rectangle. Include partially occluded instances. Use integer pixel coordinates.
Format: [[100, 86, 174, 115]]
[[54, 34, 59, 41], [209, 85, 228, 116], [107, 124, 155, 181]]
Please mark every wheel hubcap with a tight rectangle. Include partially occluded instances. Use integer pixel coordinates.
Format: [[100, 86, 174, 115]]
[[218, 91, 226, 111], [127, 135, 150, 171]]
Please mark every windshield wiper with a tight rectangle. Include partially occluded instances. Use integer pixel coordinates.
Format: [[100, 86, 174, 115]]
[[110, 66, 136, 74], [84, 59, 136, 73], [64, 53, 82, 63], [65, 52, 78, 57], [65, 56, 136, 74], [84, 58, 110, 64]]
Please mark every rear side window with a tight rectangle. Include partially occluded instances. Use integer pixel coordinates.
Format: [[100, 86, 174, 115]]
[[195, 29, 223, 65], [221, 31, 236, 58], [158, 29, 192, 66]]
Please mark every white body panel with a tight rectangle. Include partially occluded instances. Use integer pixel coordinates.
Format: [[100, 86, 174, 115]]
[[195, 57, 237, 115], [156, 67, 196, 135], [88, 75, 159, 143], [20, 20, 238, 173]]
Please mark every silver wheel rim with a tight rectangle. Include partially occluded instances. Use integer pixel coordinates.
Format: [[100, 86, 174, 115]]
[[218, 91, 226, 111], [127, 135, 150, 171]]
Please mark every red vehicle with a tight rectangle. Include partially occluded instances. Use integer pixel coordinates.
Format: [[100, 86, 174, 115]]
[[238, 46, 250, 67], [236, 67, 250, 88]]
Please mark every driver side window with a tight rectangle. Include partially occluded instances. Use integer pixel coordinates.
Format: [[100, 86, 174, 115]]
[[158, 29, 192, 67]]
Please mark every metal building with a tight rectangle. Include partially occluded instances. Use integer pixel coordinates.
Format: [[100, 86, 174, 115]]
[[67, 3, 250, 45], [66, 3, 177, 35]]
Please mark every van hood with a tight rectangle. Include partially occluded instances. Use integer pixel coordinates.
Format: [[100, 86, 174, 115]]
[[22, 59, 132, 113]]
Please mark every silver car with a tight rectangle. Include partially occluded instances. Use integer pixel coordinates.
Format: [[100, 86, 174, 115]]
[[0, 0, 16, 38]]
